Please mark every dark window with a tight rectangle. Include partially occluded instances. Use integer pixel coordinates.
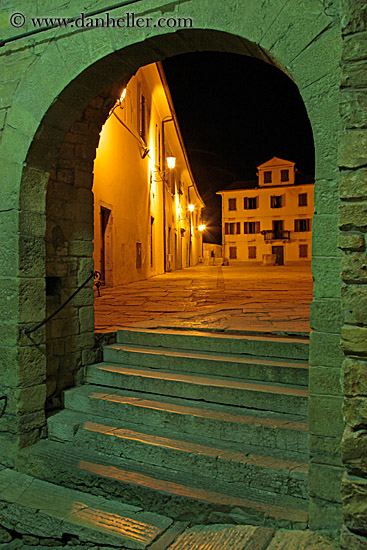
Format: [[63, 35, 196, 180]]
[[136, 242, 142, 269], [150, 217, 154, 267], [299, 244, 308, 258], [137, 83, 146, 142], [248, 246, 257, 259], [294, 219, 311, 232], [298, 193, 308, 207], [264, 171, 272, 183], [281, 169, 289, 182], [225, 222, 240, 235], [228, 198, 236, 211], [271, 195, 285, 208], [244, 196, 258, 209], [244, 221, 260, 234], [229, 246, 237, 259]]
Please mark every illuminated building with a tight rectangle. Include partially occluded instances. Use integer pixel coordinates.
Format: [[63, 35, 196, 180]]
[[93, 62, 204, 286], [217, 157, 314, 265]]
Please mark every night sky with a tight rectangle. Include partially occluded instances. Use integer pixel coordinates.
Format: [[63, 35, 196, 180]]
[[162, 52, 315, 244]]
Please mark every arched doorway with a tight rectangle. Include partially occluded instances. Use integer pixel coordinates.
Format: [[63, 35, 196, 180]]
[[1, 7, 342, 531]]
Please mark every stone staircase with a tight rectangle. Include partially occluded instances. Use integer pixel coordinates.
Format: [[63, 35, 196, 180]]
[[19, 328, 310, 531]]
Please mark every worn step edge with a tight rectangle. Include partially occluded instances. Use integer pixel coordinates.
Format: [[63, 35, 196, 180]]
[[46, 413, 309, 504], [0, 468, 172, 549], [48, 408, 309, 468], [116, 328, 309, 359], [85, 364, 308, 415], [87, 363, 309, 397], [64, 384, 308, 431], [64, 385, 308, 455], [18, 440, 309, 528], [103, 345, 309, 386]]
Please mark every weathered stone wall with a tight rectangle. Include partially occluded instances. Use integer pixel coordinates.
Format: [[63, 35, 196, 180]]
[[0, 0, 345, 531], [339, 1, 367, 547], [44, 92, 116, 411]]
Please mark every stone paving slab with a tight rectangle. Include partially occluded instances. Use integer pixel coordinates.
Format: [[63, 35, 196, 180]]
[[94, 265, 312, 333], [0, 469, 171, 549], [165, 524, 275, 549]]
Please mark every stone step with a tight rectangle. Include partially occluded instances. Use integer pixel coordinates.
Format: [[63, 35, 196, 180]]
[[116, 328, 309, 360], [103, 344, 309, 386], [0, 468, 171, 549], [63, 384, 308, 455], [85, 363, 309, 415], [47, 409, 308, 506], [19, 439, 309, 529]]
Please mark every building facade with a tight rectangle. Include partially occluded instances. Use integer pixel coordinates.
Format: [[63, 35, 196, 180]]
[[218, 158, 314, 265], [93, 62, 204, 287]]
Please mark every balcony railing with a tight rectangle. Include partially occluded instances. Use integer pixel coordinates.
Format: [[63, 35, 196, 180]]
[[261, 230, 291, 242]]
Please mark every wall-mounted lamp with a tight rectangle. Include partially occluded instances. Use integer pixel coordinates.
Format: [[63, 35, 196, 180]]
[[199, 224, 206, 232], [188, 204, 195, 212], [166, 156, 176, 170], [118, 88, 127, 105]]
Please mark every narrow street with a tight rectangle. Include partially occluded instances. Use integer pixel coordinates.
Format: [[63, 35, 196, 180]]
[[94, 264, 313, 334]]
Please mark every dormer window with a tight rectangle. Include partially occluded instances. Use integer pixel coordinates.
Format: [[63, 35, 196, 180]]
[[281, 169, 289, 182], [264, 171, 272, 183]]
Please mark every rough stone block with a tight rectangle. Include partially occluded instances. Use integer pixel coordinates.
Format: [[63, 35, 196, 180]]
[[343, 397, 367, 429], [312, 257, 342, 298], [339, 203, 367, 231], [309, 366, 341, 397], [309, 331, 344, 368], [309, 496, 343, 530], [342, 426, 367, 477], [310, 434, 342, 466], [341, 0, 367, 35], [310, 299, 342, 333], [342, 325, 367, 354], [0, 234, 18, 278], [312, 214, 339, 257], [0, 411, 45, 436], [339, 131, 367, 168], [340, 90, 367, 129], [343, 357, 367, 397], [341, 252, 367, 284], [343, 33, 367, 62], [68, 240, 94, 257], [309, 395, 344, 437], [338, 232, 365, 251], [340, 169, 367, 200], [342, 285, 367, 325], [342, 472, 367, 534], [314, 178, 340, 215], [79, 306, 94, 334], [309, 463, 343, 503], [20, 166, 49, 213], [5, 384, 46, 417], [341, 526, 367, 550], [341, 63, 367, 89]]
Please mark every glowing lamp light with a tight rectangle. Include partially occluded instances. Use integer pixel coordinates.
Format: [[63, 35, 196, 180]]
[[166, 156, 176, 170], [188, 204, 195, 212], [120, 88, 127, 101], [199, 224, 206, 231]]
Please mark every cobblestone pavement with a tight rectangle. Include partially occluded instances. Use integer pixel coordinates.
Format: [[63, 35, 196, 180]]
[[94, 264, 313, 334]]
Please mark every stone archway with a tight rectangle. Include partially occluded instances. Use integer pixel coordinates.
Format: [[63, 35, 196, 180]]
[[0, 2, 342, 531]]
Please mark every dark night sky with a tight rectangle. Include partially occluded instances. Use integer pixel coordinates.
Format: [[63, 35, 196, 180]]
[[162, 52, 315, 244]]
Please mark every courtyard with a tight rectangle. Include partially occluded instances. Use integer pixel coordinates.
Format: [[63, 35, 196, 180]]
[[94, 264, 313, 334]]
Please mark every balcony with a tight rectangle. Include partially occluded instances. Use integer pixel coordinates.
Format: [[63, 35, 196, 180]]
[[261, 230, 291, 242]]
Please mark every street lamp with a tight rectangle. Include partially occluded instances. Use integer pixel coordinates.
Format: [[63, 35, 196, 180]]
[[166, 156, 176, 170], [188, 204, 195, 212]]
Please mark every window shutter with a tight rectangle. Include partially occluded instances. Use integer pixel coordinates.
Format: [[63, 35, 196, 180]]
[[236, 222, 241, 234], [256, 222, 260, 233]]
